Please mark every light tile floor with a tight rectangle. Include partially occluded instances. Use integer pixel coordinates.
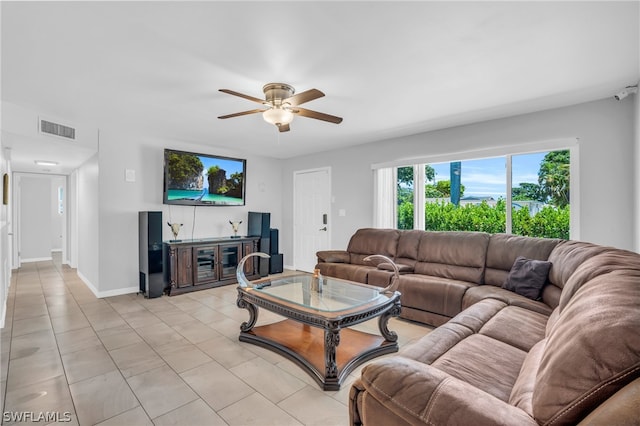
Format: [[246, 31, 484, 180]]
[[0, 255, 431, 425]]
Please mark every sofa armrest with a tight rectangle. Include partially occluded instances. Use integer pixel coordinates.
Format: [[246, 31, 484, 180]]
[[353, 357, 537, 426], [316, 250, 350, 263], [377, 262, 414, 273]]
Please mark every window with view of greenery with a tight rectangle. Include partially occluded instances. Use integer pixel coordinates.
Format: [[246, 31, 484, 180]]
[[397, 166, 414, 229], [511, 151, 570, 238], [396, 150, 570, 239]]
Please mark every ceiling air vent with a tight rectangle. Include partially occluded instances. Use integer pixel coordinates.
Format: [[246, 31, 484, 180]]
[[39, 118, 76, 140]]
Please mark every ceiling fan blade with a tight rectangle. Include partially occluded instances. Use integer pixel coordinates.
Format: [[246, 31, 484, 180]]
[[278, 123, 290, 132], [284, 89, 324, 106], [293, 107, 343, 124], [219, 89, 266, 105], [218, 109, 265, 119]]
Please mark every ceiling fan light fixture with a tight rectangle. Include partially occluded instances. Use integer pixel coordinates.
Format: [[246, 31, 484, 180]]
[[219, 83, 342, 132], [263, 107, 294, 126]]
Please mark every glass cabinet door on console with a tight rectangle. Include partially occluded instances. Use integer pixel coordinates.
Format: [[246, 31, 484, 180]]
[[219, 243, 241, 281], [194, 246, 217, 285]]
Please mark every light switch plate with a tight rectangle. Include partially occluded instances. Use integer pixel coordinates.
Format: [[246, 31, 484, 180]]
[[125, 169, 136, 182]]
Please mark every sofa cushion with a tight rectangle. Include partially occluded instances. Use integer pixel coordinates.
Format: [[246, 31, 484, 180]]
[[478, 306, 547, 352], [462, 285, 553, 317], [509, 339, 546, 417], [315, 263, 374, 284], [539, 284, 562, 312], [399, 322, 471, 363], [546, 240, 610, 289], [447, 297, 507, 332], [394, 229, 424, 268], [366, 269, 393, 288], [367, 262, 413, 287], [399, 306, 452, 327], [355, 357, 538, 426], [346, 228, 400, 265], [350, 387, 415, 426], [545, 307, 560, 336], [399, 299, 547, 364], [484, 234, 560, 287], [401, 299, 533, 402], [532, 267, 640, 425], [316, 250, 350, 263], [431, 334, 527, 402], [502, 256, 552, 300], [413, 231, 490, 284], [541, 240, 610, 309], [398, 274, 476, 318], [377, 262, 413, 273], [557, 250, 639, 314], [400, 298, 506, 365]]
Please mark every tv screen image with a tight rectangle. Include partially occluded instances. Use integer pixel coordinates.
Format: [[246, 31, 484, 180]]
[[163, 149, 246, 206]]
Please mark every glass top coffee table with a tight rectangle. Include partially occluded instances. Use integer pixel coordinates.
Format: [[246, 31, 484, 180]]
[[235, 254, 401, 391]]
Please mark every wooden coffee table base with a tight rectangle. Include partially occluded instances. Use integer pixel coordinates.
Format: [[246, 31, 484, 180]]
[[239, 319, 398, 390]]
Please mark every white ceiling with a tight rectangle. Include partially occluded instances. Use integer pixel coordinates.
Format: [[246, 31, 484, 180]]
[[2, 1, 639, 174]]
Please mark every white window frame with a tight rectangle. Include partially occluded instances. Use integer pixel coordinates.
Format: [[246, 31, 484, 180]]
[[372, 138, 579, 239], [414, 165, 425, 230]]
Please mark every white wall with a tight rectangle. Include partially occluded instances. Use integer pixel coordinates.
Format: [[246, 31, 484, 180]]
[[77, 154, 99, 291], [50, 175, 65, 251], [0, 145, 10, 328], [68, 170, 78, 267], [0, 0, 5, 328], [281, 97, 638, 258], [95, 129, 284, 296]]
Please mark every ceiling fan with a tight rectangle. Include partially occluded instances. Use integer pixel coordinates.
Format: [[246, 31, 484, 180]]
[[218, 83, 343, 132]]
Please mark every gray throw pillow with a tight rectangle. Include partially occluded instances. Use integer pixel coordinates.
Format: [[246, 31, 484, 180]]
[[502, 256, 552, 300]]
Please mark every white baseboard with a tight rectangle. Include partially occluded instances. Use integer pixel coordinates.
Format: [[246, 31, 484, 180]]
[[20, 257, 53, 263], [76, 271, 138, 299], [77, 271, 99, 297], [97, 286, 139, 298]]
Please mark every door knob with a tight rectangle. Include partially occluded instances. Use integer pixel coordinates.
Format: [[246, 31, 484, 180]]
[[319, 227, 327, 231]]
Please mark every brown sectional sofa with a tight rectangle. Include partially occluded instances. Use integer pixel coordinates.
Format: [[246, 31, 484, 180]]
[[316, 228, 561, 326], [315, 228, 640, 425]]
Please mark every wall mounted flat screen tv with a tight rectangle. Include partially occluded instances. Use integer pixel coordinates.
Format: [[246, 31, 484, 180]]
[[163, 148, 246, 206]]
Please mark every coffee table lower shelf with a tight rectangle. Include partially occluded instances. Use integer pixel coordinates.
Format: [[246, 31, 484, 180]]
[[239, 319, 398, 391]]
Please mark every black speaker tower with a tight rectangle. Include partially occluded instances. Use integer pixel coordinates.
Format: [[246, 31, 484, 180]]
[[269, 228, 283, 274], [139, 211, 164, 298], [269, 229, 279, 254], [248, 212, 271, 277]]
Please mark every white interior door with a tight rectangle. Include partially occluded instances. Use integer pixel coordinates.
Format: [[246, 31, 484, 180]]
[[294, 167, 331, 272], [18, 175, 53, 262]]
